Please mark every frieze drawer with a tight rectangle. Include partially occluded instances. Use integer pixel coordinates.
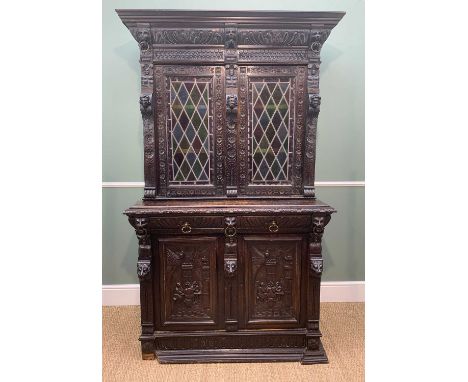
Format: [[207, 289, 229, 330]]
[[151, 216, 224, 234], [237, 215, 312, 233]]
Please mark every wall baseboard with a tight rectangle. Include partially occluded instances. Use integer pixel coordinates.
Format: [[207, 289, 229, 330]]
[[102, 281, 364, 306]]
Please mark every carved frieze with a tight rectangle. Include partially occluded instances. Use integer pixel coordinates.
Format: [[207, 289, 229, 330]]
[[156, 334, 305, 350], [238, 30, 309, 46], [153, 29, 224, 45], [238, 49, 308, 63], [153, 49, 224, 62]]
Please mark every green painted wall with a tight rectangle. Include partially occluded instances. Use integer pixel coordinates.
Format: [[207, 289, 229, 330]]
[[102, 0, 364, 284]]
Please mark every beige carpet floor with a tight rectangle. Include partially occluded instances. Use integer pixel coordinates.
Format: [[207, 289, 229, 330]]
[[103, 303, 364, 382]]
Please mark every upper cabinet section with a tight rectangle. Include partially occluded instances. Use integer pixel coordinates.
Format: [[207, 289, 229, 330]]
[[116, 10, 345, 199]]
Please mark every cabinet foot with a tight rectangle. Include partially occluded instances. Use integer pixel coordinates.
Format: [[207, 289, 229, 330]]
[[140, 339, 155, 360], [301, 339, 328, 364]]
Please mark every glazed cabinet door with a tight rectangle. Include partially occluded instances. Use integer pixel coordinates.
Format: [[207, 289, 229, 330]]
[[241, 236, 305, 328], [154, 65, 226, 197], [237, 66, 308, 196], [157, 236, 222, 330]]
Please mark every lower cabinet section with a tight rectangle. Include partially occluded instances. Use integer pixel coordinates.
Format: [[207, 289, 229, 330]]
[[127, 207, 334, 364]]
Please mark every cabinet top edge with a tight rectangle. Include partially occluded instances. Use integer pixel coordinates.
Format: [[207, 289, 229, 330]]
[[123, 199, 336, 216], [116, 9, 345, 28]]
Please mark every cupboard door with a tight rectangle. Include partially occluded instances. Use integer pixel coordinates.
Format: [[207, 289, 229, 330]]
[[237, 66, 307, 196], [242, 236, 304, 328], [154, 65, 225, 197], [158, 237, 220, 329]]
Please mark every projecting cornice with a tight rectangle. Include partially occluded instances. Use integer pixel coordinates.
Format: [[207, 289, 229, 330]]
[[116, 9, 345, 29], [116, 9, 344, 54]]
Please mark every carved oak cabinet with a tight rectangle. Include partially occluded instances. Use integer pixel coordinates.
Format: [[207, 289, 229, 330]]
[[118, 9, 344, 364]]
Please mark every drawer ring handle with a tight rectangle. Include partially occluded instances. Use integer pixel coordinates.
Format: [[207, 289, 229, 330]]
[[181, 222, 192, 234], [269, 220, 279, 233], [224, 226, 237, 238]]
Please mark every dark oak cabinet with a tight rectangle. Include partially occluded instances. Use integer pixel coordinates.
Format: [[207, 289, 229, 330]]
[[118, 9, 344, 364]]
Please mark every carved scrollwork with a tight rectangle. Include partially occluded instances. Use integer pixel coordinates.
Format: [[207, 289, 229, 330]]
[[224, 259, 237, 277], [238, 30, 309, 46], [140, 94, 153, 116], [310, 257, 323, 275], [137, 259, 151, 280], [153, 29, 224, 45]]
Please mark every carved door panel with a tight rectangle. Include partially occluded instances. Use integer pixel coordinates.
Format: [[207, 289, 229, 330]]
[[242, 236, 304, 328], [237, 66, 307, 196], [154, 65, 226, 197], [158, 237, 220, 329]]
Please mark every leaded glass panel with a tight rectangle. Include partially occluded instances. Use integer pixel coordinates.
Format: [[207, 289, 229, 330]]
[[169, 80, 211, 184], [250, 80, 291, 183]]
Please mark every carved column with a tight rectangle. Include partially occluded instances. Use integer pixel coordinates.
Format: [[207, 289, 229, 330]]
[[129, 216, 155, 360], [224, 24, 239, 197], [306, 213, 331, 351], [303, 30, 331, 198], [224, 217, 238, 330], [131, 24, 157, 199]]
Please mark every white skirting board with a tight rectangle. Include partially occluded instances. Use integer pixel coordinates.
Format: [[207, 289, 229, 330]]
[[102, 281, 364, 306]]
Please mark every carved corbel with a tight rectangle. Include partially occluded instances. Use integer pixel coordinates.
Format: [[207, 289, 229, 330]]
[[133, 217, 149, 244], [140, 94, 153, 116], [309, 29, 331, 55], [137, 259, 151, 280], [307, 214, 331, 278], [135, 28, 152, 53], [311, 215, 327, 243], [308, 94, 321, 118]]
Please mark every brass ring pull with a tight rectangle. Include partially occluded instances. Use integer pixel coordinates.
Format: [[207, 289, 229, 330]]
[[269, 220, 279, 233], [224, 226, 237, 238], [181, 222, 192, 234]]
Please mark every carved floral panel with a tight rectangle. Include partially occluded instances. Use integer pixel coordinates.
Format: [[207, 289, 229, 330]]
[[159, 238, 218, 325], [244, 237, 302, 325]]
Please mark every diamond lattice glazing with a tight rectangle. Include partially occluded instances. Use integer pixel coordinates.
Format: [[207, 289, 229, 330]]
[[251, 81, 291, 183], [169, 80, 211, 184]]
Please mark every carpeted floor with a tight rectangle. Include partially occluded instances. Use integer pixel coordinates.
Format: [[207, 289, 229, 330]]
[[103, 303, 364, 382]]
